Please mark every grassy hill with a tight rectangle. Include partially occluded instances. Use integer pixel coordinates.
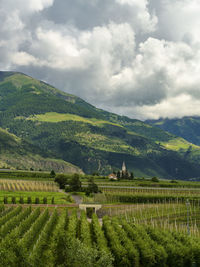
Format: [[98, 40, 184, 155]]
[[1, 71, 200, 179]]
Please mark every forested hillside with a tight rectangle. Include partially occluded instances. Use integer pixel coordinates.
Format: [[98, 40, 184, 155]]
[[1, 71, 200, 179], [147, 117, 200, 146]]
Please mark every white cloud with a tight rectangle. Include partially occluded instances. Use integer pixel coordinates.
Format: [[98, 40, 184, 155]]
[[25, 22, 136, 73], [12, 52, 37, 66], [135, 94, 200, 120]]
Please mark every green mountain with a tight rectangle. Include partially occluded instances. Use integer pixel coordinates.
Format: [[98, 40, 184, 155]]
[[147, 117, 200, 146], [0, 127, 83, 173], [1, 71, 200, 179]]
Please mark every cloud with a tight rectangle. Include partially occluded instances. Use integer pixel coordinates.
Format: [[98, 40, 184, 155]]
[[44, 0, 157, 33], [135, 94, 200, 120], [0, 0, 54, 14], [151, 0, 200, 44], [0, 0, 54, 69], [1, 0, 200, 120]]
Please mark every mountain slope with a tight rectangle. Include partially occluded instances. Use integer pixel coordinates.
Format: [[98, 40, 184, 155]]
[[1, 71, 200, 179], [0, 127, 83, 173], [147, 117, 200, 146]]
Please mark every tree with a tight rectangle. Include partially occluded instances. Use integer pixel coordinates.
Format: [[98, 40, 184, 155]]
[[151, 176, 159, 182], [92, 172, 99, 176], [130, 172, 134, 180], [69, 173, 82, 192], [117, 171, 121, 179], [85, 177, 99, 196], [55, 174, 68, 189], [50, 170, 56, 178], [124, 170, 129, 179]]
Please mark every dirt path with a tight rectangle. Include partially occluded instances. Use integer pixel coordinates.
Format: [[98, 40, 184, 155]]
[[58, 189, 83, 205], [71, 194, 82, 205]]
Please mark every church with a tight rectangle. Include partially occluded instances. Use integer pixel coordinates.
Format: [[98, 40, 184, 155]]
[[108, 161, 128, 180]]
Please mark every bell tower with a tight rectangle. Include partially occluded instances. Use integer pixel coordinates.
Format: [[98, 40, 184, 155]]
[[122, 161, 126, 172]]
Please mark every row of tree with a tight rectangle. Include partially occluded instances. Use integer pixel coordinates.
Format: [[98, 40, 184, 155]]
[[114, 170, 134, 180], [55, 173, 99, 196]]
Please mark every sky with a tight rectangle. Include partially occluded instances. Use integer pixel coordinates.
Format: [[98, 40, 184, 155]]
[[1, 0, 200, 120]]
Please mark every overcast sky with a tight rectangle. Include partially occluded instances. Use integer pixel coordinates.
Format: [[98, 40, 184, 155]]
[[1, 0, 200, 120]]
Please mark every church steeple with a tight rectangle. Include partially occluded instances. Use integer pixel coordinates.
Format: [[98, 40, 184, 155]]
[[122, 161, 126, 172]]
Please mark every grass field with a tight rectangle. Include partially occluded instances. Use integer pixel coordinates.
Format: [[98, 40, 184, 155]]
[[27, 112, 122, 127]]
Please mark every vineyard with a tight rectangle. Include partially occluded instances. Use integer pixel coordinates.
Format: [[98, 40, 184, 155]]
[[0, 205, 200, 267], [0, 179, 59, 192], [84, 187, 200, 204], [101, 202, 200, 236], [0, 191, 73, 204]]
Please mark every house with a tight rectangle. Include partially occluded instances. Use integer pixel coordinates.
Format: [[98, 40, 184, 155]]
[[108, 173, 118, 180]]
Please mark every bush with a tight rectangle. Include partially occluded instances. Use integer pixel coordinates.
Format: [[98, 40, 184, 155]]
[[35, 197, 40, 204], [27, 196, 32, 204], [51, 197, 55, 204], [170, 180, 178, 183], [19, 197, 24, 204], [3, 196, 8, 204], [151, 177, 159, 182], [12, 197, 16, 204], [43, 197, 47, 204]]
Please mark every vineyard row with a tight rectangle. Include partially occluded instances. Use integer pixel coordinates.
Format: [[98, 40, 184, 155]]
[[0, 206, 200, 267]]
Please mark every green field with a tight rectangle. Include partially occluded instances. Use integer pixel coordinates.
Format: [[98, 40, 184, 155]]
[[27, 112, 122, 127]]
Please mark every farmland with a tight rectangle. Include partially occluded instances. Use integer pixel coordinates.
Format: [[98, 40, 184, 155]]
[[1, 206, 200, 266], [0, 179, 59, 192], [1, 171, 200, 266], [0, 191, 74, 205]]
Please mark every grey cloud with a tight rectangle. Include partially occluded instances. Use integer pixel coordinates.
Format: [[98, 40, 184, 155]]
[[43, 0, 156, 33], [2, 0, 200, 120]]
